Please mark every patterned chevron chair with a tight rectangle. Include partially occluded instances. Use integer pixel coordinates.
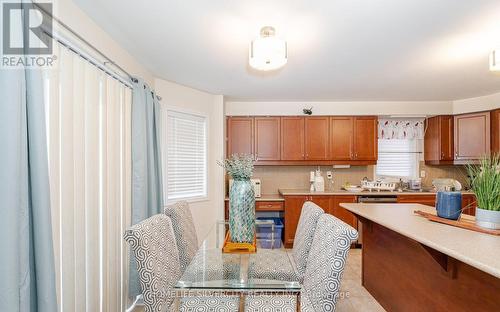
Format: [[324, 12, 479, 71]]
[[249, 201, 324, 282], [245, 214, 359, 312], [164, 201, 199, 274], [124, 214, 238, 312]]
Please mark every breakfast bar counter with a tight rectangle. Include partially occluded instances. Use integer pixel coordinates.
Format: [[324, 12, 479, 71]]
[[340, 203, 500, 312]]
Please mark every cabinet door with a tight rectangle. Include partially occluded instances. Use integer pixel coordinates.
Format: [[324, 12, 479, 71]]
[[454, 112, 491, 161], [305, 117, 330, 160], [353, 116, 378, 160], [227, 117, 254, 156], [283, 196, 308, 248], [281, 117, 305, 160], [397, 195, 436, 207], [424, 116, 440, 162], [254, 117, 281, 160], [439, 116, 454, 160], [331, 196, 358, 229], [330, 117, 354, 160], [462, 194, 477, 216], [492, 109, 500, 154], [310, 195, 331, 212]]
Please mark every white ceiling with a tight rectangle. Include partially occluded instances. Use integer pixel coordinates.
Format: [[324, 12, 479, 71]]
[[74, 0, 500, 101]]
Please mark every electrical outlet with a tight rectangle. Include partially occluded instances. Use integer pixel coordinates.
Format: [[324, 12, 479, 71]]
[[420, 170, 426, 178]]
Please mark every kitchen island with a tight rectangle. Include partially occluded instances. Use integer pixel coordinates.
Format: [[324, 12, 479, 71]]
[[340, 203, 500, 312]]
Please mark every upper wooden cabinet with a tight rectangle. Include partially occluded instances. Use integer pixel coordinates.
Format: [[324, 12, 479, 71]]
[[227, 117, 254, 156], [424, 115, 454, 164], [305, 117, 330, 160], [330, 117, 354, 160], [281, 117, 305, 160], [254, 117, 281, 160], [454, 112, 490, 163], [492, 109, 500, 155], [330, 116, 378, 161], [353, 117, 378, 160]]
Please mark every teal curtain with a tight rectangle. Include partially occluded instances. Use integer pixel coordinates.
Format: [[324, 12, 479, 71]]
[[129, 78, 164, 298], [0, 9, 57, 312]]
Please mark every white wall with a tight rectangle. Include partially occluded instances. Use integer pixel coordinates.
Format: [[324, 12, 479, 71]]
[[453, 91, 500, 114], [155, 78, 225, 242], [225, 101, 453, 116], [53, 0, 154, 84]]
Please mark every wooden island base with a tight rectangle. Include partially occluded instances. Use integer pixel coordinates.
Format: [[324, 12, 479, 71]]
[[360, 218, 500, 312]]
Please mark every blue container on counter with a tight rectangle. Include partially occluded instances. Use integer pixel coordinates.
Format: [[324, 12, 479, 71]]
[[436, 192, 462, 220]]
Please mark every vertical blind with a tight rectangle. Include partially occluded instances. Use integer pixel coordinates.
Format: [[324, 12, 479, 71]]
[[166, 110, 207, 201], [43, 42, 132, 312], [376, 139, 419, 178]]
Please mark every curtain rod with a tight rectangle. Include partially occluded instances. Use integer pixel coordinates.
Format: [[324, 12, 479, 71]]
[[32, 2, 162, 101]]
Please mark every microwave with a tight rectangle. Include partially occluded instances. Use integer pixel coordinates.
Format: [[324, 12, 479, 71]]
[[229, 178, 261, 198]]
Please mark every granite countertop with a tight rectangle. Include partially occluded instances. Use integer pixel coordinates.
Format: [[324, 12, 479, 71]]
[[278, 188, 474, 196], [224, 194, 284, 201], [340, 203, 500, 279]]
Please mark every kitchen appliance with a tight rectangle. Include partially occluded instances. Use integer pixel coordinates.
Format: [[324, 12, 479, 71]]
[[229, 178, 261, 198], [356, 195, 398, 246], [314, 167, 325, 192], [409, 179, 422, 191]]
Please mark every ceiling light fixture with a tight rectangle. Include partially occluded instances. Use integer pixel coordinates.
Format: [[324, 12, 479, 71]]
[[490, 49, 500, 71], [249, 26, 287, 71]]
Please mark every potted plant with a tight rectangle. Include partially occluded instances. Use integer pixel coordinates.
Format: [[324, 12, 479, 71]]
[[467, 155, 500, 230], [218, 154, 256, 243]]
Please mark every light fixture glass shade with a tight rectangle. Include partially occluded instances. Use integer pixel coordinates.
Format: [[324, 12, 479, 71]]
[[249, 27, 287, 71], [490, 49, 500, 71]]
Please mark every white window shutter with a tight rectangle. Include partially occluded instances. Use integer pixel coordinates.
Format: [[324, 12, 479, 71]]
[[376, 139, 419, 179], [166, 110, 207, 201]]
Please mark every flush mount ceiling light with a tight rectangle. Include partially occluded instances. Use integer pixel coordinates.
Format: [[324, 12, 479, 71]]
[[490, 49, 500, 71], [249, 26, 287, 71]]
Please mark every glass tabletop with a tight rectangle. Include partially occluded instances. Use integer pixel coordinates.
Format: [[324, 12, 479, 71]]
[[174, 222, 301, 291]]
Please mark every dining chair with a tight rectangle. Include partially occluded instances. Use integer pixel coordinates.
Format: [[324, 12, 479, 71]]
[[164, 201, 199, 274], [245, 214, 359, 311], [124, 214, 239, 312], [249, 201, 324, 282]]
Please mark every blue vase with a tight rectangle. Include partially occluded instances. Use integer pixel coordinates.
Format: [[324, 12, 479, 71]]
[[229, 179, 255, 243], [436, 191, 462, 220]]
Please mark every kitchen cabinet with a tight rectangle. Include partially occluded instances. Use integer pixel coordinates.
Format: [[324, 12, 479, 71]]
[[283, 195, 308, 247], [461, 194, 477, 216], [330, 117, 354, 160], [255, 117, 281, 160], [397, 195, 436, 207], [424, 115, 454, 165], [330, 116, 378, 162], [281, 117, 305, 160], [224, 200, 284, 220], [305, 117, 330, 160], [330, 195, 358, 229], [454, 112, 490, 163], [492, 109, 500, 154], [227, 117, 254, 156], [353, 117, 378, 160]]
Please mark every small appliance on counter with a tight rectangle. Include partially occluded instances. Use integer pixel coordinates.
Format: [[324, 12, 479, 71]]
[[408, 179, 422, 191], [229, 178, 261, 197], [432, 178, 462, 192], [313, 167, 325, 192]]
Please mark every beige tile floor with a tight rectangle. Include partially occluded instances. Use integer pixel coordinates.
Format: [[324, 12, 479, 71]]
[[133, 248, 385, 311]]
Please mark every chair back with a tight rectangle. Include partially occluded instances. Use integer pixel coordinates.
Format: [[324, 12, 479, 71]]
[[292, 201, 324, 278], [124, 214, 181, 312], [302, 214, 358, 311], [164, 200, 199, 273]]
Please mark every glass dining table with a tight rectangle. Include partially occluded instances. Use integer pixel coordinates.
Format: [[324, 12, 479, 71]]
[[173, 221, 302, 311]]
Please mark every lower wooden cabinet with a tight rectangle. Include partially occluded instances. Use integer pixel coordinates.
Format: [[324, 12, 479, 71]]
[[283, 195, 358, 248], [461, 194, 477, 216], [397, 195, 436, 207], [224, 200, 284, 220]]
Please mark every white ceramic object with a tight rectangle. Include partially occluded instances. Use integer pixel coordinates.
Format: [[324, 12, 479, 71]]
[[476, 208, 500, 230], [345, 186, 364, 193]]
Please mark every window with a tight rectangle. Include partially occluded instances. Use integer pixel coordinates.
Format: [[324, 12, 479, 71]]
[[376, 139, 419, 179], [166, 110, 207, 202]]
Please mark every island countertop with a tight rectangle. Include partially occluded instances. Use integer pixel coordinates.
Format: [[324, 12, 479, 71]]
[[340, 203, 500, 279]]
